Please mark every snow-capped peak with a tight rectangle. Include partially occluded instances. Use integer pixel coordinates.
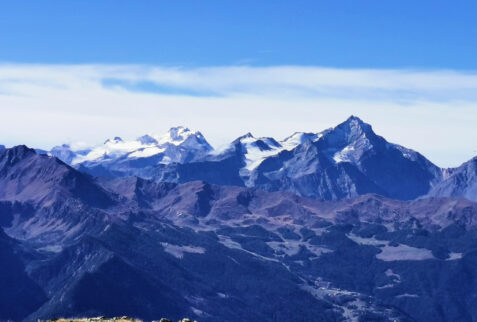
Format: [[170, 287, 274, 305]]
[[154, 126, 213, 151], [169, 126, 191, 141], [236, 135, 283, 172], [338, 116, 372, 139], [156, 126, 191, 144], [66, 126, 213, 165], [318, 116, 376, 164], [345, 115, 364, 124], [232, 130, 328, 173], [238, 132, 255, 140], [281, 132, 323, 151]]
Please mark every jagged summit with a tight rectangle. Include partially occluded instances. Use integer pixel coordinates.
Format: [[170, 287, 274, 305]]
[[137, 134, 158, 145], [48, 126, 214, 166], [0, 144, 36, 164], [345, 114, 364, 123], [156, 126, 213, 152], [331, 116, 374, 141], [237, 132, 254, 140], [166, 125, 192, 140], [0, 145, 113, 208], [104, 137, 123, 144]]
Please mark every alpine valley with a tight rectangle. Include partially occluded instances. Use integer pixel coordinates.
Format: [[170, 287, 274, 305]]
[[2, 116, 477, 322]]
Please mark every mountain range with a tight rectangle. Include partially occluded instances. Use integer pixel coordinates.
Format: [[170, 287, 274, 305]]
[[2, 116, 477, 321], [41, 116, 475, 203]]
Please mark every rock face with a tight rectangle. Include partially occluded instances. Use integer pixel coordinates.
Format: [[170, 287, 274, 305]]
[[428, 157, 477, 202], [2, 147, 477, 321]]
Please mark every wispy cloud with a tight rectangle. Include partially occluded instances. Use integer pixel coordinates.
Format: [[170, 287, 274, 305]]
[[3, 64, 477, 99], [0, 63, 476, 167]]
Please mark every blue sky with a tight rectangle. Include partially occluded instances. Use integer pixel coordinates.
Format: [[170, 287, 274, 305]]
[[1, 1, 477, 167], [2, 0, 477, 68]]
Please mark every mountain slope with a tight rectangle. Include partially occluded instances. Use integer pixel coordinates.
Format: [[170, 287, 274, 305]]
[[0, 228, 47, 321], [18, 179, 477, 321], [428, 157, 477, 202], [1, 146, 477, 321], [0, 146, 115, 243], [0, 145, 113, 206]]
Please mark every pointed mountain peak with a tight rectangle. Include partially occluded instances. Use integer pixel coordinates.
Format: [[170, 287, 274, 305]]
[[335, 115, 374, 138], [315, 116, 379, 164], [231, 133, 257, 147], [0, 145, 37, 166], [168, 126, 191, 140], [153, 126, 213, 151], [157, 126, 200, 143], [345, 115, 364, 124], [2, 145, 36, 156], [104, 137, 123, 145], [239, 132, 255, 140], [137, 134, 158, 145], [340, 115, 370, 130]]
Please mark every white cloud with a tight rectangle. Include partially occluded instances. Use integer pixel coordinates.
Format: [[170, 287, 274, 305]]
[[0, 63, 476, 167]]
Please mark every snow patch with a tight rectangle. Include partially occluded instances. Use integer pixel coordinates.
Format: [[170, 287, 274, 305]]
[[217, 292, 228, 298], [396, 293, 419, 298], [385, 269, 401, 282], [128, 146, 165, 158], [347, 234, 435, 261], [161, 243, 205, 259], [191, 306, 206, 317], [447, 252, 463, 260], [238, 135, 283, 171], [333, 145, 356, 163], [218, 235, 279, 262], [281, 132, 322, 151], [377, 244, 434, 261], [37, 245, 63, 253], [266, 240, 332, 257]]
